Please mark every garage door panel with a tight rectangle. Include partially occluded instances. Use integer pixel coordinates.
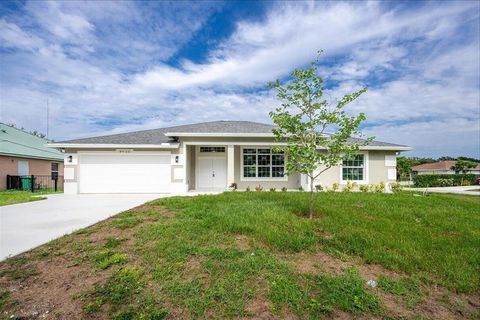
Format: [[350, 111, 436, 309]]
[[80, 155, 170, 165], [79, 154, 171, 193]]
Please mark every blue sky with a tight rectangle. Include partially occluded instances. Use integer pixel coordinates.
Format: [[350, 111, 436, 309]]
[[0, 1, 479, 158]]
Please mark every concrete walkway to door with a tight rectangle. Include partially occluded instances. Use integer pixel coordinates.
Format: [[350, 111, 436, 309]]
[[0, 193, 165, 261]]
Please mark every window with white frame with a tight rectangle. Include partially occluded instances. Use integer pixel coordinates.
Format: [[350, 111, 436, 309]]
[[199, 146, 225, 153], [342, 154, 365, 181], [242, 148, 285, 179]]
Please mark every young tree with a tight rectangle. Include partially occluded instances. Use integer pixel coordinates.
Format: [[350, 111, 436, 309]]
[[397, 156, 414, 181], [269, 56, 373, 219], [451, 160, 477, 185]]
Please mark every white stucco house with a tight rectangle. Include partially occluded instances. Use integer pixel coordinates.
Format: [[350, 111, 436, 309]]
[[48, 121, 411, 194]]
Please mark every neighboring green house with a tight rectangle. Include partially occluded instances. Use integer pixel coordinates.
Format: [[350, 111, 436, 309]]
[[0, 123, 64, 190]]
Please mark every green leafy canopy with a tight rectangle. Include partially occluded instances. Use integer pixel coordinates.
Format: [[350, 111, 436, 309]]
[[268, 53, 374, 180]]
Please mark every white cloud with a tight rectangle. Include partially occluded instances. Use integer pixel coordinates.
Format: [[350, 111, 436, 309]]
[[0, 19, 44, 50], [0, 1, 479, 157]]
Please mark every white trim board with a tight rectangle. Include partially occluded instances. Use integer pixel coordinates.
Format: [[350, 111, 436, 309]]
[[47, 143, 179, 149], [166, 132, 275, 137]]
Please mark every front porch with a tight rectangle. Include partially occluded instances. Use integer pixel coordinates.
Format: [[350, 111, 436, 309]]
[[184, 144, 303, 192]]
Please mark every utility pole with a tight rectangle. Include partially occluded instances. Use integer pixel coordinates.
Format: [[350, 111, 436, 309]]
[[46, 98, 49, 139]]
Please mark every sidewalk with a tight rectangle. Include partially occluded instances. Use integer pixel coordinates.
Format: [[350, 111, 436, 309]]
[[404, 186, 480, 196]]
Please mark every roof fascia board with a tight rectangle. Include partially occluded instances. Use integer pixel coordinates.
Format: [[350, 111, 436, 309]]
[[0, 152, 63, 161], [46, 143, 180, 149], [177, 141, 411, 150], [358, 146, 412, 151], [165, 132, 275, 137], [46, 143, 410, 151]]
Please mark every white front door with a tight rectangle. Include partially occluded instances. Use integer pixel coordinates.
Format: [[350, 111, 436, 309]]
[[18, 160, 29, 176], [197, 157, 227, 190]]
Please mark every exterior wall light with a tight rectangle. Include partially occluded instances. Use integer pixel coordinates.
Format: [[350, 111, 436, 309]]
[[175, 156, 179, 163], [68, 155, 73, 163]]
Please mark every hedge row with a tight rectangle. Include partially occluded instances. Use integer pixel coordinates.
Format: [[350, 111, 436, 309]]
[[413, 174, 477, 187]]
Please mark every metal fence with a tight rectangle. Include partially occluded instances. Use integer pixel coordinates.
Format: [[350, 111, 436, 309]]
[[6, 175, 64, 192]]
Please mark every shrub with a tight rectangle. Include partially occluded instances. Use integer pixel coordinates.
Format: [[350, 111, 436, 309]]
[[413, 174, 476, 187], [437, 178, 454, 187], [281, 187, 287, 192], [269, 187, 276, 192], [255, 185, 263, 192], [359, 184, 370, 192], [374, 182, 385, 193], [229, 182, 237, 191], [389, 182, 403, 193], [343, 181, 357, 192], [315, 184, 323, 192], [245, 186, 251, 192], [332, 183, 339, 192], [298, 186, 304, 191]]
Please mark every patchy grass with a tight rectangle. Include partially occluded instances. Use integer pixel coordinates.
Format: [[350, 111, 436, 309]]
[[158, 192, 480, 293], [0, 192, 478, 319], [0, 189, 62, 206], [0, 289, 9, 310], [378, 275, 423, 308], [0, 256, 38, 282]]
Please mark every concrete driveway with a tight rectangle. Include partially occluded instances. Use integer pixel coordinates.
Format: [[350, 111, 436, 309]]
[[0, 193, 164, 261]]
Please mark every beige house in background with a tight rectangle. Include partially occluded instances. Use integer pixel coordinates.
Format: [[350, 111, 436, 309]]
[[0, 123, 64, 190], [412, 160, 480, 175], [48, 121, 411, 194]]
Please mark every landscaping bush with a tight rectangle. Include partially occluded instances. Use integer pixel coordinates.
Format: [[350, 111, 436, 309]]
[[331, 183, 339, 192], [374, 182, 385, 193], [437, 178, 454, 187], [413, 174, 476, 187], [342, 181, 357, 192], [389, 182, 403, 193], [359, 184, 370, 193]]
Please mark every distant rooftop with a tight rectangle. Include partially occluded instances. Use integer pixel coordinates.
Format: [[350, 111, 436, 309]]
[[412, 160, 480, 172], [56, 120, 408, 148], [0, 123, 63, 160]]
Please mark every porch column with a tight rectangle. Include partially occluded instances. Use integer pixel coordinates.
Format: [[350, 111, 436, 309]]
[[227, 145, 235, 187]]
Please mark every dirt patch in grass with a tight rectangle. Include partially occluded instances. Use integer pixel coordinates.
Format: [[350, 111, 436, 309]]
[[286, 250, 479, 320], [241, 278, 276, 320], [183, 256, 203, 275], [235, 234, 251, 251], [0, 254, 110, 319], [294, 211, 324, 219], [0, 209, 147, 319]]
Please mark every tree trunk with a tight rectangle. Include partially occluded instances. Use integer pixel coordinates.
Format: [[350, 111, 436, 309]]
[[309, 175, 314, 219]]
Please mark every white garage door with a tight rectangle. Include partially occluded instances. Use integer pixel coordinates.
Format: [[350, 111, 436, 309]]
[[79, 154, 171, 193]]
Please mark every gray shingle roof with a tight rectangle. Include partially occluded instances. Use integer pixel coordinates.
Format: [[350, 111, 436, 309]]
[[58, 120, 408, 148]]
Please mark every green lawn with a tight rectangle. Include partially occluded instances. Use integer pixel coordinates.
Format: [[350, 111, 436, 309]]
[[0, 189, 63, 206], [0, 190, 45, 206], [1, 192, 479, 319]]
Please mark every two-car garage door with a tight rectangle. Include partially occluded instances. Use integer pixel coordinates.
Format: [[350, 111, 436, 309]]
[[79, 154, 171, 193]]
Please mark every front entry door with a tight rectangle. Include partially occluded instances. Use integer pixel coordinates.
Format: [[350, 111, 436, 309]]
[[197, 157, 227, 189]]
